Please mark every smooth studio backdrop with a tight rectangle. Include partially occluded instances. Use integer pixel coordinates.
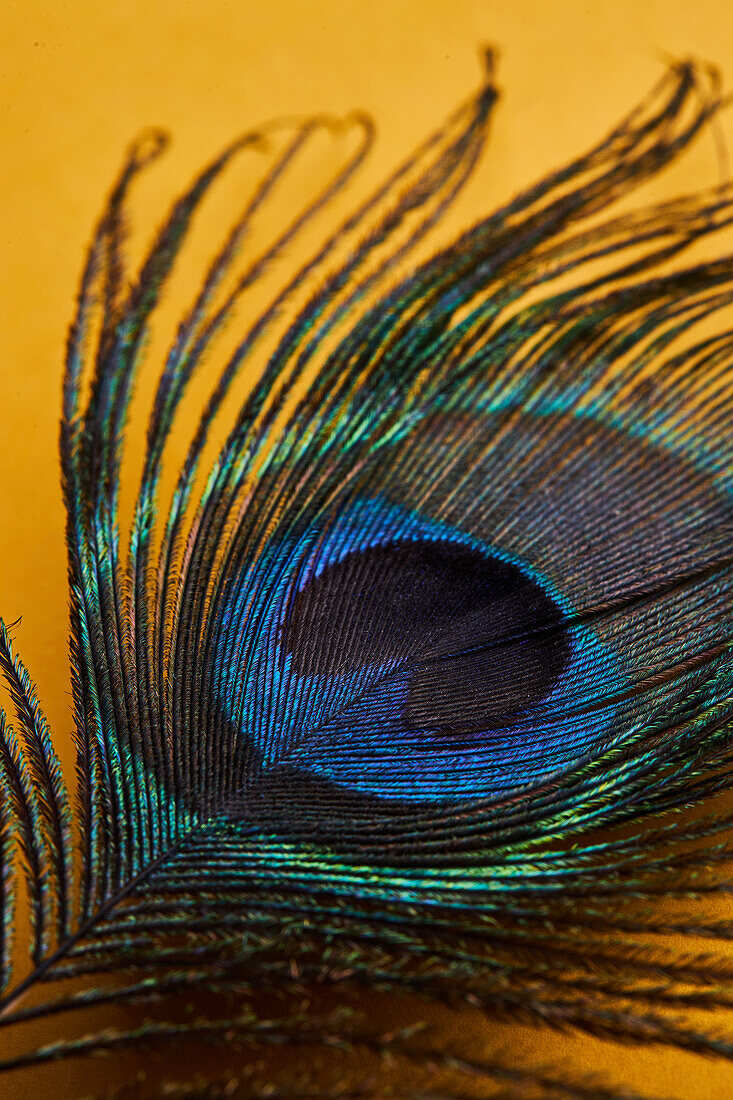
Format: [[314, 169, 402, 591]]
[[3, 2, 733, 1096]]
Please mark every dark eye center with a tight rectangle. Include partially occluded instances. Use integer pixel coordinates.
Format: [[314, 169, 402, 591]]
[[284, 539, 571, 735]]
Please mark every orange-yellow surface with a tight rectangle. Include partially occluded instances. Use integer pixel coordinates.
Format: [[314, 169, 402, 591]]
[[3, 3, 733, 1096]]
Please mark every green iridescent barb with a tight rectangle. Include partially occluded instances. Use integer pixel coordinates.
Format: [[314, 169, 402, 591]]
[[2, 53, 733, 1098]]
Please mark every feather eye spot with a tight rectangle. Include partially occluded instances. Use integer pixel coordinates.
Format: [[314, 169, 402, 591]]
[[284, 539, 571, 736]]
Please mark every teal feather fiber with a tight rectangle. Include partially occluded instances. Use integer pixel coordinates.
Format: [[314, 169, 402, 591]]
[[4, 51, 733, 1097]]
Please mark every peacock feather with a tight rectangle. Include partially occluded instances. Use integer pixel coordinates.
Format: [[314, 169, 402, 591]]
[[3, 50, 733, 1098]]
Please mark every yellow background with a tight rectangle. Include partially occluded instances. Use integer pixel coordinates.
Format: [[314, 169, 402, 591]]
[[3, 1, 733, 1096]]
